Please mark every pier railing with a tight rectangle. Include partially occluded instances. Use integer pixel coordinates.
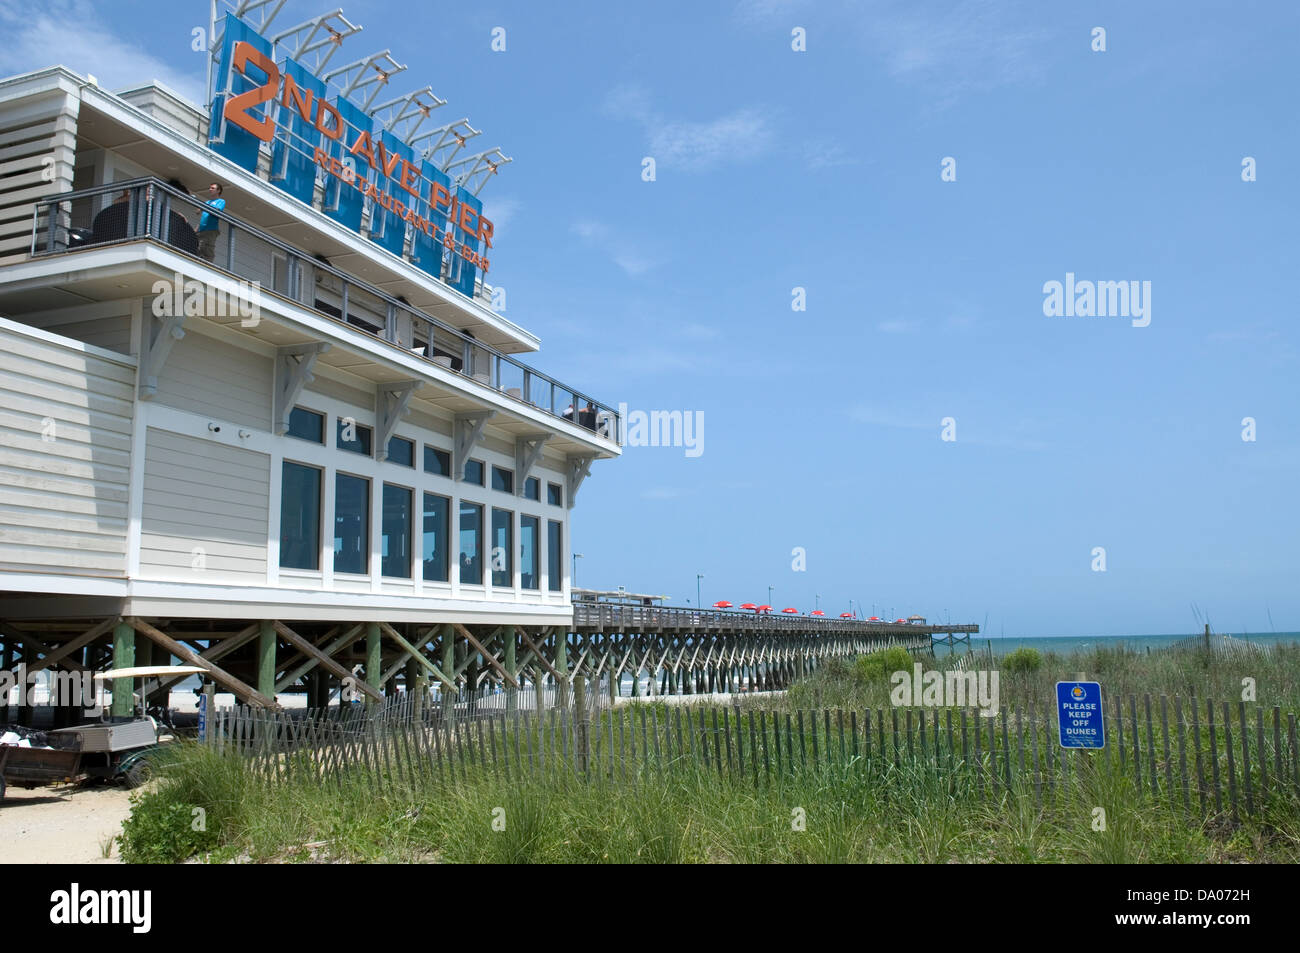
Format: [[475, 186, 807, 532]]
[[29, 177, 620, 439], [571, 600, 979, 635]]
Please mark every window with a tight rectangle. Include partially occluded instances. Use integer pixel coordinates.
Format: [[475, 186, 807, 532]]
[[521, 515, 539, 590], [337, 418, 372, 456], [547, 482, 563, 507], [287, 407, 324, 443], [279, 461, 320, 570], [386, 436, 414, 467], [547, 521, 563, 592], [491, 465, 513, 494], [424, 446, 450, 477], [381, 484, 412, 578], [491, 508, 513, 588], [524, 477, 540, 501], [422, 493, 450, 582], [458, 501, 483, 585], [464, 459, 484, 485], [334, 473, 370, 574]]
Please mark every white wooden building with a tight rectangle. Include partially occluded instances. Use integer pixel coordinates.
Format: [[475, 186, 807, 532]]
[[0, 65, 620, 713]]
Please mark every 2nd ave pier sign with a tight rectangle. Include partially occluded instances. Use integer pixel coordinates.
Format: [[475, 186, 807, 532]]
[[1056, 681, 1105, 749]]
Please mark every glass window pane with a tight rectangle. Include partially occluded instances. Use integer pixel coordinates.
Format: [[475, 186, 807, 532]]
[[424, 446, 450, 476], [337, 418, 372, 456], [387, 436, 413, 467], [287, 407, 324, 443], [464, 459, 484, 485], [334, 473, 369, 574], [547, 520, 562, 592], [547, 482, 563, 507], [458, 501, 483, 585], [381, 483, 412, 578], [491, 466, 513, 493], [524, 477, 540, 501], [521, 515, 539, 590], [422, 493, 449, 582], [491, 508, 513, 588], [279, 461, 320, 569]]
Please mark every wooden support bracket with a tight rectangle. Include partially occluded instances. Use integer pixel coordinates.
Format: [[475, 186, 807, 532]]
[[273, 343, 332, 434], [138, 312, 185, 399], [375, 381, 423, 460]]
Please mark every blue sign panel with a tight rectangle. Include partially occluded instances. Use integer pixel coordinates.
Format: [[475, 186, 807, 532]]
[[447, 186, 483, 296], [270, 57, 325, 205], [197, 691, 207, 742], [368, 130, 413, 257], [411, 158, 452, 280], [321, 95, 371, 233], [208, 14, 274, 173], [1056, 681, 1105, 749]]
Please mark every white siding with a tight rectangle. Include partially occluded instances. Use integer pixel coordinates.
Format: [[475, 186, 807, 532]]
[[19, 305, 132, 355], [152, 329, 272, 430], [139, 428, 269, 583], [0, 318, 133, 575]]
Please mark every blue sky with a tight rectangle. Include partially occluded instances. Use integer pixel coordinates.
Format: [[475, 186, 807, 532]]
[[3, 0, 1297, 637]]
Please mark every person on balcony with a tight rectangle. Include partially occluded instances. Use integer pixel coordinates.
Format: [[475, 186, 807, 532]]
[[195, 182, 225, 262]]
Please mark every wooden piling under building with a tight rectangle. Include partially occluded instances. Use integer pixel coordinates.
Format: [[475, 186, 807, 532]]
[[0, 603, 979, 720]]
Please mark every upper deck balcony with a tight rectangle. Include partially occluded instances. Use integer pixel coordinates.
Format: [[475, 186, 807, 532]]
[[5, 176, 621, 453], [0, 67, 534, 353]]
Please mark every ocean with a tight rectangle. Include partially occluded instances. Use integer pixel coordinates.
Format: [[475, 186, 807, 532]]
[[933, 632, 1300, 658]]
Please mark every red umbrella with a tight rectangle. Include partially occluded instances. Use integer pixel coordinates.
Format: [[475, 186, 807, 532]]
[[839, 612, 853, 619], [895, 618, 906, 623], [712, 600, 733, 609], [739, 603, 758, 610], [868, 616, 880, 621], [757, 605, 773, 613], [781, 607, 799, 614], [811, 610, 825, 617]]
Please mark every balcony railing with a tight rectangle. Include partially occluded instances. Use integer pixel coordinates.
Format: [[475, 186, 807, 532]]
[[28, 177, 620, 439]]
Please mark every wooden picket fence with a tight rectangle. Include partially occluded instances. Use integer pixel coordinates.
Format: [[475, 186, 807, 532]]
[[211, 689, 1300, 823]]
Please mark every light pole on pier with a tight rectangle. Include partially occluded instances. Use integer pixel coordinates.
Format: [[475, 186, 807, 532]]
[[573, 553, 583, 588], [768, 585, 773, 606], [697, 573, 704, 609], [815, 593, 821, 611]]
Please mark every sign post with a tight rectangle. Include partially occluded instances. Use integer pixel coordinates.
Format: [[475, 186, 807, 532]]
[[1056, 680, 1105, 749]]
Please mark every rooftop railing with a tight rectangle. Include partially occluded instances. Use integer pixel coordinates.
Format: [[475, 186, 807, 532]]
[[28, 177, 620, 439]]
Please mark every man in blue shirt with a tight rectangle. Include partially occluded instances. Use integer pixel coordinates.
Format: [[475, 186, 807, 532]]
[[196, 182, 225, 262]]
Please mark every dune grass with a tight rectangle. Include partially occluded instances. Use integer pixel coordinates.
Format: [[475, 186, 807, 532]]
[[119, 722, 1300, 864]]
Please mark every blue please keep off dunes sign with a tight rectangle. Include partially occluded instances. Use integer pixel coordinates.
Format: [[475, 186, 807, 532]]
[[1056, 681, 1105, 749]]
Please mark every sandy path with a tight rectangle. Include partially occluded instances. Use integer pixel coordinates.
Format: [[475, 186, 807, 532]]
[[0, 783, 134, 863]]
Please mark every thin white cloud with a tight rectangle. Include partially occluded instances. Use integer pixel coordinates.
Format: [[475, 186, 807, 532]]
[[648, 108, 772, 172], [680, 323, 722, 342], [571, 219, 662, 277], [604, 83, 773, 173], [804, 141, 857, 171], [732, 0, 812, 24], [850, 404, 1048, 450], [862, 1, 1049, 104], [641, 487, 693, 500], [0, 0, 206, 104], [876, 319, 919, 334], [484, 197, 520, 232]]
